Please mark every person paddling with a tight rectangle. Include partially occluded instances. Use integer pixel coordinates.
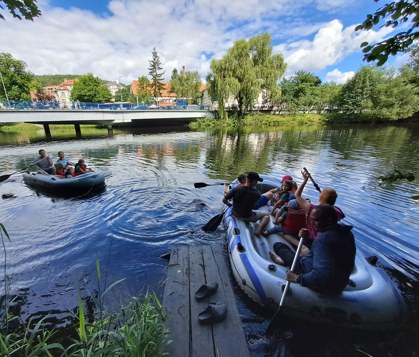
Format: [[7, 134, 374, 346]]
[[222, 172, 269, 223], [31, 149, 55, 174], [270, 204, 356, 295]]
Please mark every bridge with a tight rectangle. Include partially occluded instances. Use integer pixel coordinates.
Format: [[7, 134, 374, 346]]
[[0, 108, 209, 138]]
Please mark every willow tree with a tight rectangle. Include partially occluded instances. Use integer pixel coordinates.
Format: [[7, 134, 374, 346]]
[[207, 33, 286, 119]]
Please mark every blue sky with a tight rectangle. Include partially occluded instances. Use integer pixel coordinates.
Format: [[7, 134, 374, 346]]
[[0, 0, 408, 84]]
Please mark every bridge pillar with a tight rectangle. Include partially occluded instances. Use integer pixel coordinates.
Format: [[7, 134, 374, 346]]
[[74, 124, 82, 139], [107, 125, 113, 137], [43, 124, 52, 140]]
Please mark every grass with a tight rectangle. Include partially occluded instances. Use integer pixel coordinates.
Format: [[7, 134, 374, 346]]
[[0, 123, 126, 140], [189, 113, 327, 129]]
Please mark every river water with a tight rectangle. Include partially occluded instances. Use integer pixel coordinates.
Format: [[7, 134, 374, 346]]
[[0, 124, 418, 356]]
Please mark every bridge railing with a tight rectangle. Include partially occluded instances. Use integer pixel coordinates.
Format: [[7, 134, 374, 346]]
[[0, 100, 208, 111]]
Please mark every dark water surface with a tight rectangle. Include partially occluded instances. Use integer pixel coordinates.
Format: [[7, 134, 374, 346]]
[[0, 124, 418, 356]]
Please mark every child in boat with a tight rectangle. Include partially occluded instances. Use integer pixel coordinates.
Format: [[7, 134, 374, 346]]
[[56, 151, 74, 168], [224, 173, 246, 195], [270, 180, 294, 214], [65, 166, 75, 178], [54, 163, 66, 177], [75, 159, 94, 175]]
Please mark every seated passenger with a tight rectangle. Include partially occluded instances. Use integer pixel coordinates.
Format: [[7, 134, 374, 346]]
[[269, 204, 356, 295], [222, 172, 269, 223], [224, 173, 246, 195], [254, 175, 293, 210], [270, 180, 294, 214], [261, 199, 305, 237], [295, 170, 345, 243], [75, 159, 94, 175], [56, 151, 74, 168], [33, 149, 56, 174], [54, 163, 66, 177], [65, 166, 75, 178]]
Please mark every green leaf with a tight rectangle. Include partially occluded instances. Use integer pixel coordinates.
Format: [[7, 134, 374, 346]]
[[0, 223, 10, 241]]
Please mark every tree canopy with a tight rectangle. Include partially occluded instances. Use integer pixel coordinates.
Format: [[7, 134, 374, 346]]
[[148, 47, 165, 99], [70, 74, 112, 102], [170, 66, 202, 103], [356, 0, 419, 66], [0, 0, 41, 20], [0, 52, 33, 101], [206, 33, 286, 118]]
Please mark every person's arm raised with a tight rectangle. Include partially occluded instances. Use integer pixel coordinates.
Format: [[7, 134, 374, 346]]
[[295, 170, 310, 213]]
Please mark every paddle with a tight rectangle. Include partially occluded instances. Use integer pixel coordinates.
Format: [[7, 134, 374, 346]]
[[303, 167, 321, 193], [0, 162, 37, 183], [202, 206, 228, 232], [266, 236, 305, 336], [194, 182, 226, 188]]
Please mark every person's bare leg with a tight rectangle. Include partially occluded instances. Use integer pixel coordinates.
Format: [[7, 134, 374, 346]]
[[269, 251, 284, 265], [254, 215, 269, 236]]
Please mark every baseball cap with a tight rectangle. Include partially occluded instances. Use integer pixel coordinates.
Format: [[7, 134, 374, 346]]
[[246, 172, 263, 182], [282, 175, 293, 182]]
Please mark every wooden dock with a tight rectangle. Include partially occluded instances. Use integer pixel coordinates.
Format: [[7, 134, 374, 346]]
[[163, 244, 249, 357]]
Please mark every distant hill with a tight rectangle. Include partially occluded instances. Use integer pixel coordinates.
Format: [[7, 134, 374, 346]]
[[35, 74, 110, 86], [35, 74, 81, 86]]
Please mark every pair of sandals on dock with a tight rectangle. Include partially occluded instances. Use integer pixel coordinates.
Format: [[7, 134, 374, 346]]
[[195, 282, 227, 324]]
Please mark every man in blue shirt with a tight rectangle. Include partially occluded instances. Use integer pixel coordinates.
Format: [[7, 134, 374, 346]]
[[271, 204, 356, 295]]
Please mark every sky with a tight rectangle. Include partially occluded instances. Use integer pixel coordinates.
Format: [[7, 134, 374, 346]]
[[0, 0, 410, 85]]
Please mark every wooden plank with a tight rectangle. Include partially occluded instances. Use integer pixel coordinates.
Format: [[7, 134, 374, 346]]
[[163, 243, 250, 357], [189, 245, 215, 357], [163, 245, 190, 357], [205, 244, 250, 357]]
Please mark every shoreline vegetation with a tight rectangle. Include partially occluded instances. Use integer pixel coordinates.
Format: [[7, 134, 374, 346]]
[[189, 112, 419, 130]]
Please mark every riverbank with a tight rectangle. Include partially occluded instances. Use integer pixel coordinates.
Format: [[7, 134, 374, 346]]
[[189, 112, 418, 130], [0, 123, 126, 144]]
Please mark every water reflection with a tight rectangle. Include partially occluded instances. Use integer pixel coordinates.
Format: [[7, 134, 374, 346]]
[[0, 124, 418, 355]]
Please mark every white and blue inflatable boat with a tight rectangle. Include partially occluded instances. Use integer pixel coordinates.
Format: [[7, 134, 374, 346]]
[[224, 175, 405, 330]]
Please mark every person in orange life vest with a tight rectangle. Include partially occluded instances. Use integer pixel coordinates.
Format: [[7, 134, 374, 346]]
[[294, 169, 345, 244], [75, 159, 94, 176], [65, 166, 75, 178], [253, 174, 293, 209], [54, 163, 66, 177]]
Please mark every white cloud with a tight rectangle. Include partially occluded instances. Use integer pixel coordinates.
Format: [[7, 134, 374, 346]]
[[274, 19, 394, 76], [0, 0, 400, 84], [324, 68, 355, 84]]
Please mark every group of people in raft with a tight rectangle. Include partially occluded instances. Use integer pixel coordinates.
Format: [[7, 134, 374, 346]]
[[31, 149, 94, 178], [222, 171, 356, 295]]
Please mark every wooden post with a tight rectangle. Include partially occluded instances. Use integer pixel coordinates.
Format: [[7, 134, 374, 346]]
[[43, 124, 52, 140], [74, 124, 82, 138]]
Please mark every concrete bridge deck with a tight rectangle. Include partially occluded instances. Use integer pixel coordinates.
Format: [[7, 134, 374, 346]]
[[0, 109, 208, 126], [0, 109, 209, 138]]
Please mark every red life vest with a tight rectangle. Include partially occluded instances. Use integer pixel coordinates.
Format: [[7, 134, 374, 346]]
[[283, 208, 306, 236]]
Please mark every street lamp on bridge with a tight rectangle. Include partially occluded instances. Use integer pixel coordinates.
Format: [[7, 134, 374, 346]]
[[118, 75, 126, 102], [0, 71, 11, 108]]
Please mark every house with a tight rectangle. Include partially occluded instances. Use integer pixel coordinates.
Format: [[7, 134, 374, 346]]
[[131, 80, 177, 107], [33, 79, 78, 108], [106, 81, 124, 101]]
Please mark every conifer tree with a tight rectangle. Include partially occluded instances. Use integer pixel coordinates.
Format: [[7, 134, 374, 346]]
[[148, 47, 165, 100]]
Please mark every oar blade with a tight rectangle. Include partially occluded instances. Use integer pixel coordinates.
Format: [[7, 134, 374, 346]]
[[194, 182, 208, 188], [0, 174, 13, 183], [266, 305, 283, 336], [202, 213, 224, 232]]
